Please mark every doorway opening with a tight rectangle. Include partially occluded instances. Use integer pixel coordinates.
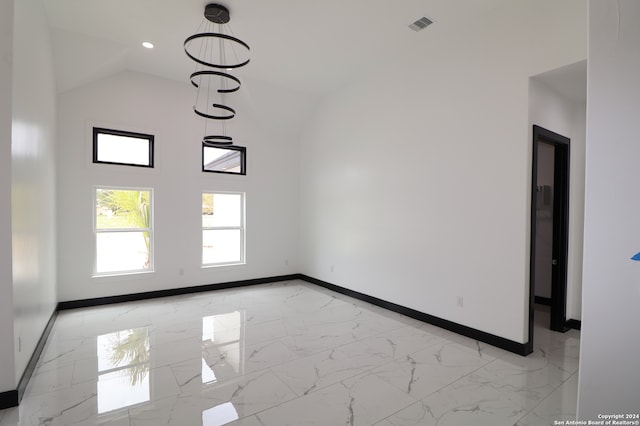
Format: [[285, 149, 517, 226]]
[[527, 125, 570, 352]]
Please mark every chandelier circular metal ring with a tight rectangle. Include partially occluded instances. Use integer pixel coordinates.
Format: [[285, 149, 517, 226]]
[[193, 103, 236, 120], [203, 135, 234, 146], [189, 70, 241, 93], [184, 33, 250, 70]]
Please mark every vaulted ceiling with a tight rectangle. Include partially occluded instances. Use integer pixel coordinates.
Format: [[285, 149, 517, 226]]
[[43, 0, 515, 95], [42, 0, 586, 101]]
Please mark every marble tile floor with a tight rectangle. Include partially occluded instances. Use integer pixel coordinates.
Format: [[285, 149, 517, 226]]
[[0, 280, 580, 426]]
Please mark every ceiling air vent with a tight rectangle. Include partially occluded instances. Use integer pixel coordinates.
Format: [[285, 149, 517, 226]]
[[409, 16, 433, 32]]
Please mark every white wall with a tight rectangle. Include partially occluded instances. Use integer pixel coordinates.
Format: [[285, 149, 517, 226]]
[[57, 71, 314, 301], [299, 0, 586, 344], [578, 0, 640, 418], [11, 0, 59, 382], [529, 77, 586, 320], [568, 103, 586, 321], [0, 0, 16, 394]]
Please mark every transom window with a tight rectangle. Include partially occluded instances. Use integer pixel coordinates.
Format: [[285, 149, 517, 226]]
[[202, 145, 246, 175], [93, 127, 154, 168], [202, 192, 245, 266], [95, 187, 153, 275]]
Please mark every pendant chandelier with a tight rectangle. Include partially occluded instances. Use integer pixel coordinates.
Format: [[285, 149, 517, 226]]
[[184, 3, 250, 146]]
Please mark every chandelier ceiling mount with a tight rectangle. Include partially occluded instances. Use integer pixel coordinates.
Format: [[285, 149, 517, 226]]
[[204, 4, 230, 24]]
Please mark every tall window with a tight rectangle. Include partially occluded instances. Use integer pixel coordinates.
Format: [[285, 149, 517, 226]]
[[95, 188, 153, 275], [202, 192, 245, 266]]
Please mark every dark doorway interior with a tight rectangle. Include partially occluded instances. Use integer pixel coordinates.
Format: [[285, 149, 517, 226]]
[[527, 125, 570, 353]]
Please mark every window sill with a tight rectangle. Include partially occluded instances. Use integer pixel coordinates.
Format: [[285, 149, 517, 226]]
[[93, 270, 155, 279], [201, 262, 246, 269]]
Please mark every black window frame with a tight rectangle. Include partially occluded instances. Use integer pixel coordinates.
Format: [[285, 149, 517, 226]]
[[202, 144, 247, 175], [93, 127, 155, 168]]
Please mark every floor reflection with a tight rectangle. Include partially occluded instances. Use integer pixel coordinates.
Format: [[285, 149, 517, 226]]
[[201, 311, 245, 384], [96, 327, 151, 413], [0, 282, 580, 425], [93, 313, 245, 420], [202, 402, 239, 426], [201, 312, 244, 425]]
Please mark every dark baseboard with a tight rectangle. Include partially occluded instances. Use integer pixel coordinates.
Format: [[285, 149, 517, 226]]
[[0, 308, 57, 410], [58, 274, 300, 310], [298, 274, 530, 356], [0, 390, 18, 410], [566, 319, 582, 330], [16, 309, 58, 403], [535, 296, 552, 306]]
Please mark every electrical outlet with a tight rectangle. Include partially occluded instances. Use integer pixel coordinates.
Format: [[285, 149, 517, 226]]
[[330, 265, 334, 273], [285, 259, 289, 266], [178, 268, 184, 276], [457, 296, 464, 308]]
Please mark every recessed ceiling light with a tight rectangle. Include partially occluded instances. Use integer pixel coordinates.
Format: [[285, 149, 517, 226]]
[[142, 42, 154, 49]]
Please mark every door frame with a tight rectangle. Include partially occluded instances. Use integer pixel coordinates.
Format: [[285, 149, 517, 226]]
[[527, 125, 571, 352]]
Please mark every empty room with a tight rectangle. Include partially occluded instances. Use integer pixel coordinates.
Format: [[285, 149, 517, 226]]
[[0, 0, 638, 425]]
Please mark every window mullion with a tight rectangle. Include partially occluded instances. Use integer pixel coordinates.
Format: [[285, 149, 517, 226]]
[[202, 226, 241, 231], [96, 228, 152, 233]]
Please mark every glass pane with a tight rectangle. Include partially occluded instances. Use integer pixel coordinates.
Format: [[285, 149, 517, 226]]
[[96, 232, 150, 273], [97, 132, 151, 166], [202, 193, 241, 227], [97, 189, 151, 230], [202, 193, 213, 216], [203, 229, 241, 264], [203, 146, 243, 174]]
